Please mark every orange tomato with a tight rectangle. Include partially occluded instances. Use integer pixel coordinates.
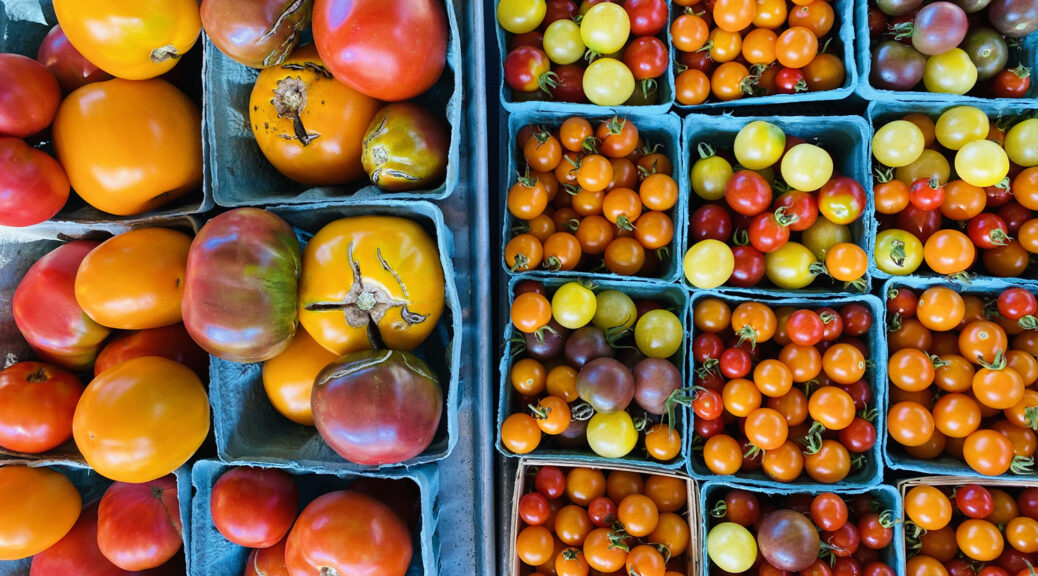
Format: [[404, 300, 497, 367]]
[[74, 228, 192, 330], [72, 356, 210, 483], [775, 27, 818, 69], [675, 69, 710, 105], [753, 0, 788, 28], [916, 287, 965, 331], [788, 1, 835, 36], [924, 230, 976, 275], [742, 29, 778, 65], [52, 78, 202, 216], [0, 465, 82, 560], [501, 413, 540, 454], [709, 29, 743, 63], [262, 327, 338, 426], [249, 44, 381, 186], [905, 485, 953, 531], [713, 0, 757, 32]]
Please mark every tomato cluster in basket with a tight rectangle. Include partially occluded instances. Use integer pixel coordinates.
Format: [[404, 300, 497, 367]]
[[503, 280, 685, 461], [706, 489, 897, 576], [670, 0, 846, 105], [515, 465, 692, 575], [498, 0, 671, 106], [903, 482, 1038, 575], [885, 285, 1038, 475], [506, 116, 679, 278], [872, 108, 1038, 278], [691, 298, 878, 484], [865, 0, 1034, 97], [685, 121, 868, 291]]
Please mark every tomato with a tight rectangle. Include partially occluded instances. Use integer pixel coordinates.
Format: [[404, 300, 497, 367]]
[[959, 320, 1008, 364], [782, 144, 833, 192], [583, 57, 636, 106], [671, 14, 710, 52], [285, 490, 412, 576], [905, 486, 953, 531], [587, 412, 637, 458], [873, 121, 925, 168], [973, 367, 1024, 410], [0, 362, 83, 454], [624, 36, 668, 83], [0, 53, 60, 139], [73, 357, 209, 483], [708, 523, 758, 573], [889, 348, 936, 392], [94, 324, 207, 380], [803, 219, 852, 262], [984, 240, 1031, 277], [498, 0, 547, 33], [789, 1, 835, 36], [742, 29, 778, 66], [675, 68, 711, 105], [957, 140, 1011, 188], [956, 519, 1005, 562], [714, 0, 756, 31], [30, 500, 129, 576], [874, 178, 911, 215], [583, 527, 627, 572], [726, 170, 774, 216], [634, 211, 674, 250], [617, 494, 659, 538], [580, 2, 630, 54], [634, 309, 682, 358], [817, 178, 866, 225], [749, 210, 794, 253], [809, 386, 857, 431], [551, 282, 596, 330], [1005, 517, 1038, 553], [361, 102, 450, 191], [964, 429, 1017, 475], [1006, 118, 1038, 167], [887, 401, 935, 447], [210, 467, 297, 551], [0, 137, 69, 227], [625, 0, 667, 35], [712, 61, 752, 101], [13, 241, 111, 371], [773, 190, 819, 232], [96, 475, 182, 570], [505, 46, 553, 94], [922, 229, 975, 275], [765, 242, 818, 289], [0, 465, 82, 560], [684, 240, 735, 288]]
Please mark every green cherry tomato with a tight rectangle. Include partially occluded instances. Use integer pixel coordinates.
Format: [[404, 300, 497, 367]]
[[580, 2, 631, 54], [497, 0, 547, 34], [956, 139, 1009, 188], [874, 229, 923, 276], [683, 239, 734, 289], [923, 49, 978, 94], [586, 411, 637, 458], [583, 58, 635, 106], [935, 106, 989, 150], [1006, 118, 1038, 168], [764, 241, 818, 289], [873, 120, 924, 168], [781, 144, 833, 192], [734, 121, 786, 170], [551, 282, 597, 329], [802, 218, 851, 261], [592, 290, 637, 331], [707, 522, 758, 573], [544, 19, 584, 65], [692, 155, 734, 201], [634, 309, 683, 359]]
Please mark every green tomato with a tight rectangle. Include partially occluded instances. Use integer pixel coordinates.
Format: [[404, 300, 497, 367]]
[[935, 106, 989, 150], [497, 0, 546, 34], [586, 411, 637, 458], [551, 282, 597, 329], [692, 155, 733, 201], [634, 309, 683, 359], [781, 143, 833, 192], [874, 229, 923, 275], [544, 19, 584, 65], [956, 139, 1009, 187], [734, 121, 786, 170], [923, 49, 977, 94], [765, 241, 818, 289], [707, 522, 758, 573], [592, 290, 637, 331], [802, 218, 852, 261], [1006, 118, 1038, 168], [895, 149, 951, 186], [583, 58, 635, 106], [580, 2, 630, 54], [683, 239, 734, 289], [872, 120, 924, 168]]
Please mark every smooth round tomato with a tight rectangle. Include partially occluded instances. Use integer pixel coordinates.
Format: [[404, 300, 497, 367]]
[[587, 412, 638, 458], [714, 0, 756, 31], [917, 287, 965, 331], [932, 393, 981, 438], [964, 429, 1016, 475], [1005, 118, 1038, 167], [583, 57, 636, 106], [634, 309, 682, 358], [875, 229, 924, 275], [552, 282, 597, 330], [0, 53, 61, 138], [617, 494, 659, 538], [0, 466, 82, 561], [692, 153, 734, 201], [775, 26, 819, 68], [73, 357, 209, 483], [923, 48, 978, 94], [923, 229, 975, 275], [765, 241, 818, 289], [734, 121, 786, 170], [498, 0, 547, 33], [543, 19, 583, 65], [873, 121, 925, 168], [53, 78, 202, 216], [262, 328, 336, 427], [809, 386, 856, 431], [285, 490, 412, 576], [211, 467, 298, 550], [94, 323, 207, 380], [583, 527, 626, 572], [818, 178, 866, 225], [936, 106, 988, 149], [781, 143, 833, 192], [0, 362, 83, 454], [826, 243, 868, 283], [762, 440, 806, 481], [502, 413, 541, 454], [805, 439, 851, 483], [906, 485, 953, 531], [803, 53, 846, 91], [958, 320, 1008, 364], [704, 434, 744, 474], [0, 137, 69, 227], [684, 239, 734, 288], [957, 140, 1010, 188], [54, 0, 200, 79], [97, 475, 183, 570], [581, 2, 630, 54], [957, 519, 1004, 562], [1006, 517, 1038, 553], [973, 367, 1024, 410], [887, 401, 935, 447], [708, 522, 757, 573], [711, 61, 752, 101], [803, 218, 852, 261]]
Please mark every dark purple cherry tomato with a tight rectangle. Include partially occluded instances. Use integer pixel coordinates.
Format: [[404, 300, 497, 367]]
[[870, 41, 926, 90], [691, 204, 734, 242], [897, 204, 943, 242], [550, 64, 588, 103], [730, 245, 766, 288], [839, 303, 873, 337], [908, 2, 969, 55], [998, 201, 1032, 234], [724, 490, 761, 526]]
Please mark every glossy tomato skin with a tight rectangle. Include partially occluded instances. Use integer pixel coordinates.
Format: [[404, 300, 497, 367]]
[[200, 0, 312, 68], [313, 0, 447, 101], [0, 465, 82, 561], [504, 46, 551, 92], [94, 324, 208, 379], [0, 137, 69, 227], [262, 328, 337, 426], [361, 102, 449, 191], [245, 537, 290, 576], [0, 362, 83, 454], [36, 25, 111, 94], [211, 467, 298, 549], [97, 475, 182, 571], [250, 44, 381, 186], [0, 53, 60, 138], [72, 357, 210, 483], [13, 240, 111, 371], [28, 501, 123, 576], [730, 245, 766, 287], [183, 208, 301, 363], [285, 490, 412, 576], [53, 78, 202, 216], [312, 350, 442, 465]]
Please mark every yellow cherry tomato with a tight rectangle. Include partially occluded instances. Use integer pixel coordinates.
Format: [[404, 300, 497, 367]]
[[923, 49, 977, 94], [587, 412, 637, 458], [583, 58, 635, 106], [734, 121, 786, 170], [935, 106, 989, 150], [873, 120, 924, 167], [1006, 118, 1038, 167], [781, 144, 833, 192], [765, 242, 818, 289], [497, 0, 547, 34], [956, 140, 1010, 187], [692, 154, 734, 201], [684, 239, 734, 289]]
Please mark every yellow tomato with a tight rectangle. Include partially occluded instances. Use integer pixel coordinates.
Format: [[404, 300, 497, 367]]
[[683, 239, 734, 289], [298, 216, 446, 355], [72, 356, 209, 483], [74, 228, 192, 330], [0, 465, 82, 560], [262, 327, 338, 426], [52, 78, 202, 216], [54, 0, 201, 80]]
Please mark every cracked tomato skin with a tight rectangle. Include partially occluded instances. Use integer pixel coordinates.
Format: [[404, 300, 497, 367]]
[[361, 102, 449, 192], [284, 490, 412, 576], [182, 208, 301, 363], [249, 43, 381, 186], [298, 215, 445, 355], [200, 0, 312, 69]]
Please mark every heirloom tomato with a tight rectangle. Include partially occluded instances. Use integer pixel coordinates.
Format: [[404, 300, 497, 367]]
[[211, 467, 298, 549], [29, 501, 123, 576], [250, 44, 381, 186], [0, 137, 69, 227], [53, 78, 202, 216], [262, 328, 337, 426], [298, 215, 444, 355], [0, 53, 60, 138], [361, 102, 450, 192], [13, 240, 111, 371], [245, 538, 289, 576], [54, 0, 201, 79], [0, 465, 81, 560], [200, 0, 311, 68], [0, 362, 83, 454], [72, 357, 210, 483], [94, 323, 208, 378], [97, 475, 182, 570], [36, 25, 111, 94]]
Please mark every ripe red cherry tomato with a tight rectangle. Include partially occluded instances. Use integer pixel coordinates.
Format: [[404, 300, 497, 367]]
[[725, 170, 774, 216], [967, 214, 1011, 249], [998, 288, 1038, 321], [909, 178, 945, 212], [504, 46, 553, 93], [773, 190, 819, 231]]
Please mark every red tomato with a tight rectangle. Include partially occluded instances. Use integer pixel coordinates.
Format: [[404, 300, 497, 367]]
[[993, 66, 1031, 99], [312, 0, 447, 101], [0, 361, 83, 454], [29, 501, 125, 576], [909, 178, 945, 212], [967, 214, 1011, 249], [285, 490, 412, 576], [773, 190, 819, 232], [245, 537, 290, 576], [775, 67, 808, 94], [211, 467, 299, 548], [625, 0, 668, 35], [749, 210, 795, 253], [730, 244, 767, 288], [93, 324, 208, 378], [551, 64, 587, 102], [725, 170, 774, 216], [97, 475, 182, 571], [818, 177, 867, 225], [0, 137, 70, 227], [36, 24, 111, 94], [0, 53, 60, 138], [504, 46, 552, 93], [624, 36, 669, 81]]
